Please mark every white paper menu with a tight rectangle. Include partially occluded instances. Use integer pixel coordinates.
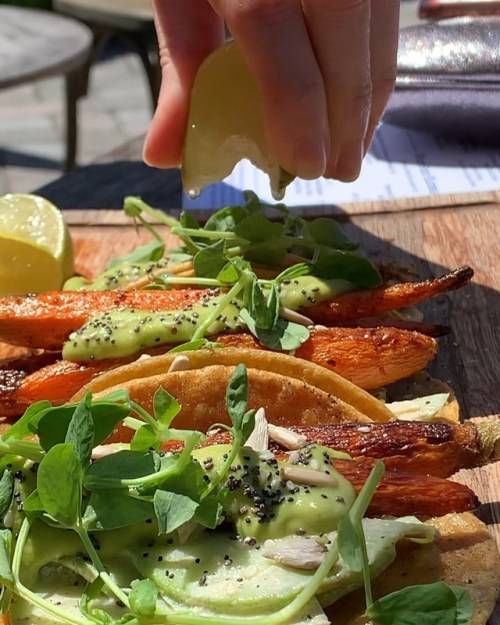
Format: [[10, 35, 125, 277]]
[[182, 122, 500, 210]]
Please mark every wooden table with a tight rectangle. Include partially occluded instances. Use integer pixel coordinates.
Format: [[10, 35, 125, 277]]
[[0, 6, 93, 171], [1, 196, 499, 621]]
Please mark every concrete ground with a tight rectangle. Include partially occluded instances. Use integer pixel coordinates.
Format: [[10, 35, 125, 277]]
[[0, 1, 421, 196]]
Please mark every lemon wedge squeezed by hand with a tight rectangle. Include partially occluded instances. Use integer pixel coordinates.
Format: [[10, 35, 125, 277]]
[[0, 193, 74, 295], [182, 40, 294, 200]]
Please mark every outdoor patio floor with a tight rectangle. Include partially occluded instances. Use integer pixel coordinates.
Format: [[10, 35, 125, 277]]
[[0, 1, 421, 197]]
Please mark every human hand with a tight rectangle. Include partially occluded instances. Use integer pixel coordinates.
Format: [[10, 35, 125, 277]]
[[143, 0, 400, 182]]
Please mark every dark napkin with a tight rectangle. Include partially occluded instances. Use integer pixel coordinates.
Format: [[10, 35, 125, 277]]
[[34, 160, 182, 209], [384, 17, 500, 144]]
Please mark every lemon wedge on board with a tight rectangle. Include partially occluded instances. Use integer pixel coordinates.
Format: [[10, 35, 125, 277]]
[[0, 193, 74, 295], [182, 40, 294, 200]]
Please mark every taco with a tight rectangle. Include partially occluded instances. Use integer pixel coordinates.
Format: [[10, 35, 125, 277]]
[[0, 366, 498, 625]]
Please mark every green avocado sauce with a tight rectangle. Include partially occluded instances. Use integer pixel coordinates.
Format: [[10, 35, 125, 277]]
[[62, 275, 352, 362], [63, 260, 171, 291], [193, 444, 355, 542], [19, 443, 355, 587]]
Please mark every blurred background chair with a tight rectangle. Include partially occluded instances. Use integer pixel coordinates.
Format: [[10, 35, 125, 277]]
[[53, 0, 160, 111], [0, 5, 92, 170]]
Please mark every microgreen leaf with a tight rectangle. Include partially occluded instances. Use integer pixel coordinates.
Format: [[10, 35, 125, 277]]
[[21, 490, 44, 519], [305, 218, 358, 251], [267, 284, 280, 328], [179, 210, 200, 231], [152, 457, 222, 528], [245, 240, 290, 266], [313, 248, 381, 288], [65, 394, 94, 469], [194, 491, 225, 529], [178, 211, 204, 254], [337, 514, 363, 572], [0, 529, 13, 586], [240, 309, 310, 351], [204, 205, 248, 232], [216, 257, 252, 285], [250, 281, 270, 329], [168, 338, 222, 353], [0, 470, 14, 518], [193, 239, 227, 278], [225, 364, 250, 430], [80, 578, 112, 625], [124, 196, 179, 229], [36, 400, 130, 453], [216, 262, 240, 285], [1, 400, 51, 441], [83, 490, 154, 531], [106, 238, 165, 269], [37, 443, 82, 527], [234, 213, 284, 243], [154, 490, 199, 535], [239, 410, 256, 444], [234, 214, 290, 265], [130, 425, 158, 452], [85, 451, 158, 491], [274, 262, 312, 284], [366, 582, 474, 625], [130, 578, 159, 617], [99, 389, 131, 404], [339, 460, 385, 610], [153, 388, 181, 427]]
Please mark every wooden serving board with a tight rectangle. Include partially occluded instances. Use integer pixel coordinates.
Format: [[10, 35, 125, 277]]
[[1, 203, 499, 622]]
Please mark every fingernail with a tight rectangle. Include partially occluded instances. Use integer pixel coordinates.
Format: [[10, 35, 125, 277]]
[[335, 141, 363, 182], [293, 136, 327, 179]]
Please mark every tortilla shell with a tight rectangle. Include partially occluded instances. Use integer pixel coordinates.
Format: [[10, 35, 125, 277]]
[[84, 365, 375, 434], [324, 512, 500, 625], [386, 371, 460, 423], [74, 347, 395, 424]]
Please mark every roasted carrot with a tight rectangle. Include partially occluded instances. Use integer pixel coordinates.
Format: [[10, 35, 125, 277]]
[[280, 421, 483, 477], [0, 268, 472, 350], [0, 289, 210, 349], [1, 358, 119, 417], [1, 326, 437, 417], [336, 318, 450, 337], [164, 420, 499, 478], [159, 437, 478, 517], [331, 458, 478, 517], [305, 266, 474, 324], [217, 327, 437, 390]]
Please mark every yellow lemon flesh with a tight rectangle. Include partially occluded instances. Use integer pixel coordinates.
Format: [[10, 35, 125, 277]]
[[0, 235, 64, 295], [0, 193, 74, 295], [182, 40, 293, 200]]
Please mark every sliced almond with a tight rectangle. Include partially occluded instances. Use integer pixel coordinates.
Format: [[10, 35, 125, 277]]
[[281, 466, 338, 488], [245, 407, 269, 452], [268, 424, 307, 450], [262, 536, 327, 570], [91, 444, 125, 460], [167, 354, 191, 373], [279, 307, 314, 327]]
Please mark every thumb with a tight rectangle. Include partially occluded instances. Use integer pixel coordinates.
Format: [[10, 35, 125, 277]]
[[143, 0, 224, 168]]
